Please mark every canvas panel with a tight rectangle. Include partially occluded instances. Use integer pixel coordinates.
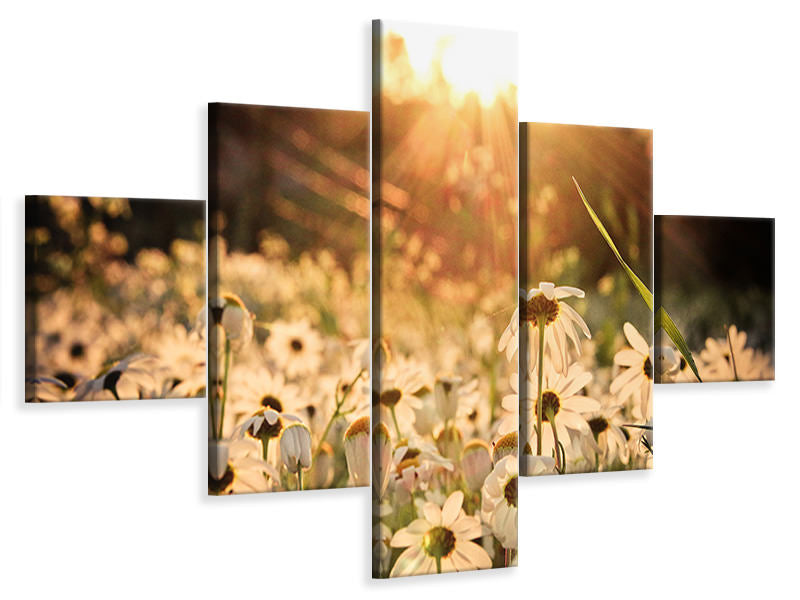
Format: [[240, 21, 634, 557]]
[[25, 195, 205, 402], [519, 123, 654, 474], [207, 103, 370, 494], [654, 215, 775, 383], [372, 20, 518, 577]]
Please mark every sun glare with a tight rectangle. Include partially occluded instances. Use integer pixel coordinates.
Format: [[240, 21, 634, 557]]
[[391, 24, 517, 107]]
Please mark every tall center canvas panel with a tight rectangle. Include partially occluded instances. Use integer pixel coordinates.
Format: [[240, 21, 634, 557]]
[[208, 104, 370, 494], [372, 20, 518, 577]]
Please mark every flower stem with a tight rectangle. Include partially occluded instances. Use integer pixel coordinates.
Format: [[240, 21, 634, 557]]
[[535, 318, 546, 455], [261, 438, 270, 462], [435, 556, 442, 574], [297, 462, 304, 491], [218, 338, 232, 440], [390, 406, 402, 439], [312, 369, 365, 464], [549, 415, 563, 473]]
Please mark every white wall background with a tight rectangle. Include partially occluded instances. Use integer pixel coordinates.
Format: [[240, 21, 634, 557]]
[[2, 1, 798, 598]]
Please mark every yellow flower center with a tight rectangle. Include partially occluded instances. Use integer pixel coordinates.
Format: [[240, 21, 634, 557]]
[[422, 526, 456, 559], [523, 293, 560, 327]]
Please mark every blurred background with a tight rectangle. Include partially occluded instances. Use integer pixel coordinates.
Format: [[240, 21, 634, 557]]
[[655, 215, 775, 352], [25, 196, 205, 397], [523, 123, 653, 367], [210, 104, 369, 336], [377, 23, 518, 366]]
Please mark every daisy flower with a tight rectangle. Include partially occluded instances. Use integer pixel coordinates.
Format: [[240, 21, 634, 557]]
[[25, 376, 69, 402], [208, 439, 279, 495], [581, 398, 630, 468], [393, 437, 454, 495], [390, 490, 491, 576], [700, 325, 774, 381], [526, 363, 599, 463], [498, 282, 591, 374], [480, 455, 518, 549], [611, 322, 653, 421], [461, 439, 492, 492], [72, 353, 158, 401], [279, 423, 313, 488], [378, 361, 425, 437], [266, 319, 323, 379], [343, 415, 370, 486], [226, 365, 301, 430], [204, 293, 254, 352]]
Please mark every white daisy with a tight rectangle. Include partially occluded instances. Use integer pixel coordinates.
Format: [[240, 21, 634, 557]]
[[378, 361, 425, 437], [343, 415, 370, 487], [611, 322, 653, 421], [204, 293, 254, 352], [266, 319, 323, 379], [279, 423, 313, 489], [700, 325, 774, 382], [481, 455, 518, 549], [390, 490, 491, 576], [72, 353, 158, 401], [208, 439, 279, 495], [526, 363, 600, 463], [582, 398, 630, 469], [498, 282, 591, 375]]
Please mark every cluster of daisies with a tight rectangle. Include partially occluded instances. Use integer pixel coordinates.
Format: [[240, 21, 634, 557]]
[[499, 283, 654, 477], [26, 240, 206, 402], [373, 306, 519, 576], [658, 324, 774, 383], [206, 238, 370, 494]]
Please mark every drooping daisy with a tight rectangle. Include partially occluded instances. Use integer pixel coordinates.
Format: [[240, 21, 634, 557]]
[[498, 283, 591, 374], [611, 322, 653, 421], [72, 353, 158, 401], [581, 398, 630, 469], [343, 415, 370, 486], [390, 490, 491, 576], [481, 455, 518, 549], [461, 439, 493, 492], [204, 293, 254, 352], [266, 319, 323, 379], [372, 422, 393, 499], [235, 406, 302, 465], [526, 362, 599, 462], [279, 423, 313, 489]]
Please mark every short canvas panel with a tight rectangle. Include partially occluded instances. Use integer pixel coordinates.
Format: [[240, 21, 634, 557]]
[[25, 195, 205, 402], [519, 123, 653, 475], [654, 215, 775, 383], [207, 103, 369, 495], [372, 20, 518, 577]]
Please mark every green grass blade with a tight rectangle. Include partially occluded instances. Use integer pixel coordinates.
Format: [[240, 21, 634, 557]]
[[573, 177, 653, 311], [656, 307, 702, 382]]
